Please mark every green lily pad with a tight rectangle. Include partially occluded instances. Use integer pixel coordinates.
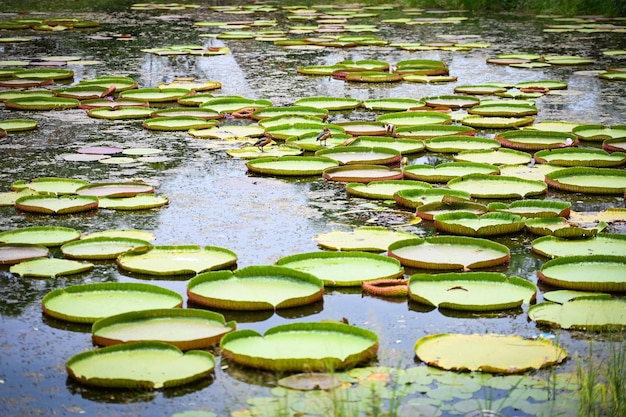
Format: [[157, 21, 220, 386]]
[[495, 130, 577, 151], [245, 156, 339, 176], [346, 180, 431, 200], [345, 71, 403, 83], [81, 229, 156, 241], [528, 298, 626, 330], [275, 251, 404, 287], [92, 308, 236, 350], [220, 322, 378, 372], [251, 105, 328, 120], [0, 226, 80, 246], [78, 76, 139, 92], [423, 95, 480, 109], [0, 119, 38, 132], [543, 289, 610, 304], [376, 111, 451, 127], [187, 266, 324, 310], [143, 116, 218, 131], [404, 162, 499, 183], [76, 182, 154, 197], [14, 68, 74, 80], [499, 163, 562, 182], [322, 165, 404, 183], [525, 217, 606, 238], [461, 115, 535, 128], [286, 133, 352, 150], [425, 136, 500, 153], [258, 115, 325, 129], [414, 333, 567, 373], [0, 243, 49, 265], [532, 233, 626, 258], [388, 236, 510, 270], [534, 148, 626, 167], [408, 272, 536, 310], [15, 195, 98, 215], [0, 89, 55, 101], [189, 125, 265, 139], [488, 200, 571, 218], [227, 144, 303, 159], [315, 146, 401, 165], [538, 255, 626, 292], [53, 85, 114, 100], [294, 96, 362, 110], [515, 80, 568, 90], [468, 103, 538, 117], [416, 200, 488, 221], [10, 257, 93, 278], [524, 120, 583, 133], [60, 237, 153, 260], [12, 177, 89, 195], [87, 106, 155, 120], [66, 341, 215, 389], [394, 188, 471, 208], [150, 107, 221, 120], [346, 136, 426, 154], [120, 88, 190, 102], [433, 212, 526, 236], [313, 226, 418, 252], [362, 98, 424, 111], [334, 121, 388, 136], [117, 245, 237, 275], [42, 282, 183, 323], [265, 123, 344, 140], [447, 174, 547, 198], [454, 148, 532, 165], [454, 85, 508, 95], [572, 124, 626, 141], [200, 97, 273, 114], [545, 167, 626, 194], [394, 124, 476, 140], [79, 98, 149, 111], [603, 137, 626, 153]]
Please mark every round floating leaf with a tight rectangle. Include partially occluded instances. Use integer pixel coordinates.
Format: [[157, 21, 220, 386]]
[[423, 95, 480, 109], [275, 251, 404, 287], [532, 233, 626, 258], [60, 237, 153, 260], [346, 136, 426, 154], [334, 121, 387, 136], [603, 137, 626, 153], [488, 200, 571, 218], [10, 257, 93, 277], [277, 373, 343, 391], [376, 111, 451, 127], [265, 123, 344, 140], [316, 146, 401, 165], [92, 308, 236, 350], [150, 107, 221, 120], [251, 105, 328, 120], [0, 226, 80, 246], [200, 97, 272, 114], [98, 194, 169, 210], [187, 266, 324, 310], [515, 80, 568, 90], [220, 322, 378, 372], [53, 85, 114, 100], [313, 226, 418, 252], [433, 212, 526, 236], [322, 165, 403, 183], [42, 282, 183, 323], [447, 174, 547, 198], [189, 125, 265, 139], [425, 136, 500, 153], [66, 341, 215, 389], [414, 334, 567, 373], [461, 115, 535, 129], [543, 289, 610, 304], [416, 200, 488, 221], [408, 272, 536, 310], [120, 88, 190, 102], [227, 144, 303, 159], [245, 156, 339, 176], [572, 124, 626, 141], [454, 148, 532, 165], [76, 182, 154, 197], [0, 188, 36, 206], [544, 167, 626, 194], [294, 96, 362, 110], [0, 119, 38, 132], [454, 85, 507, 95], [388, 236, 510, 270], [362, 98, 424, 111], [143, 116, 217, 131], [78, 76, 139, 92], [534, 148, 626, 167], [394, 188, 471, 208], [525, 120, 583, 133], [4, 96, 79, 110], [15, 195, 98, 215], [12, 177, 89, 195], [81, 229, 155, 241], [394, 124, 476, 140], [0, 243, 49, 265], [404, 162, 499, 183], [79, 98, 150, 110], [87, 106, 155, 120], [14, 68, 74, 80], [499, 162, 562, 182], [345, 71, 403, 83], [117, 245, 237, 275], [0, 89, 55, 101], [346, 180, 431, 200], [528, 298, 626, 330], [468, 103, 538, 117], [525, 217, 605, 238], [495, 130, 578, 151], [537, 255, 626, 292]]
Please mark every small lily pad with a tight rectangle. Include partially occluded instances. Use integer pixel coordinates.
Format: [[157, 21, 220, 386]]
[[10, 257, 93, 278], [0, 243, 49, 265]]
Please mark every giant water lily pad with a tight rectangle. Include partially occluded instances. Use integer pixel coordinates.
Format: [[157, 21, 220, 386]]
[[333, 121, 387, 136], [346, 136, 426, 154], [189, 125, 265, 139], [543, 289, 610, 304], [227, 145, 303, 159], [246, 156, 339, 176], [150, 107, 221, 120], [251, 105, 328, 120], [66, 341, 215, 389], [60, 237, 153, 260], [53, 85, 114, 100], [495, 130, 577, 151], [12, 177, 89, 194], [362, 98, 424, 111], [98, 194, 169, 210], [499, 163, 562, 182], [0, 226, 80, 246], [294, 96, 362, 110], [525, 217, 606, 238], [220, 322, 378, 372], [313, 227, 418, 252], [87, 106, 155, 120], [200, 97, 272, 114], [468, 103, 538, 117], [537, 255, 626, 292], [534, 148, 626, 167], [120, 88, 190, 102], [4, 96, 79, 110], [488, 200, 571, 218], [425, 136, 500, 153], [76, 182, 154, 197], [187, 266, 324, 310], [92, 308, 236, 350], [14, 68, 74, 80], [572, 124, 626, 141], [117, 245, 237, 275], [346, 180, 431, 200], [603, 137, 626, 153], [10, 257, 93, 277], [15, 195, 98, 214], [286, 132, 352, 150], [403, 162, 499, 183], [376, 111, 451, 127], [528, 298, 626, 330], [447, 174, 547, 198], [433, 212, 526, 236], [416, 200, 488, 221], [143, 116, 218, 131], [414, 333, 567, 373], [265, 123, 344, 140], [394, 188, 471, 208], [275, 251, 404, 286], [454, 148, 532, 165], [78, 76, 138, 92], [423, 95, 480, 109], [461, 115, 535, 128], [388, 236, 510, 270], [532, 233, 626, 258], [316, 146, 401, 165], [42, 282, 183, 323], [0, 243, 49, 265], [322, 165, 403, 183], [408, 272, 536, 310], [0, 119, 38, 132], [393, 124, 476, 140], [545, 167, 626, 194]]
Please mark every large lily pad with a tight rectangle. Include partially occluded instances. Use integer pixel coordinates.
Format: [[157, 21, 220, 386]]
[[245, 156, 339, 176], [119, 87, 190, 102], [0, 119, 38, 132], [346, 180, 431, 200], [525, 217, 606, 238], [316, 146, 401, 165], [544, 167, 626, 194], [362, 98, 424, 111], [53, 85, 115, 99], [447, 174, 547, 198], [388, 236, 510, 270], [322, 165, 403, 183], [488, 200, 571, 218], [66, 341, 215, 389], [534, 148, 626, 167], [423, 95, 480, 109], [251, 105, 328, 120], [220, 322, 378, 371], [143, 116, 218, 131], [200, 97, 272, 114], [0, 243, 49, 265], [346, 136, 426, 154], [42, 282, 183, 323], [537, 255, 626, 292], [495, 130, 577, 151], [294, 96, 362, 110], [528, 298, 626, 330], [461, 115, 535, 128], [97, 194, 169, 210], [433, 212, 526, 236], [87, 106, 155, 120], [393, 188, 471, 208], [275, 251, 404, 287], [403, 162, 499, 183], [117, 245, 237, 275], [414, 333, 567, 373], [10, 257, 93, 277], [15, 195, 98, 214], [454, 148, 532, 165], [394, 125, 476, 140], [425, 136, 500, 153], [376, 111, 451, 127], [468, 103, 538, 117], [151, 107, 221, 120], [227, 144, 303, 159], [12, 177, 89, 195], [76, 182, 154, 197], [189, 125, 265, 139], [313, 226, 418, 252], [264, 123, 344, 140], [408, 272, 536, 310], [92, 308, 236, 350], [416, 200, 488, 221], [532, 233, 626, 258], [4, 96, 79, 110], [572, 124, 626, 142], [60, 237, 153, 260], [187, 266, 324, 310], [0, 226, 80, 246]]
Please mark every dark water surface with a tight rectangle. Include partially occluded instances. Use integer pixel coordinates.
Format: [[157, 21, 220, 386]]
[[0, 2, 625, 416]]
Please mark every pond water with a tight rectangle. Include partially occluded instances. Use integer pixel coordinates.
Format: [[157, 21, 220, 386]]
[[0, 2, 625, 417]]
